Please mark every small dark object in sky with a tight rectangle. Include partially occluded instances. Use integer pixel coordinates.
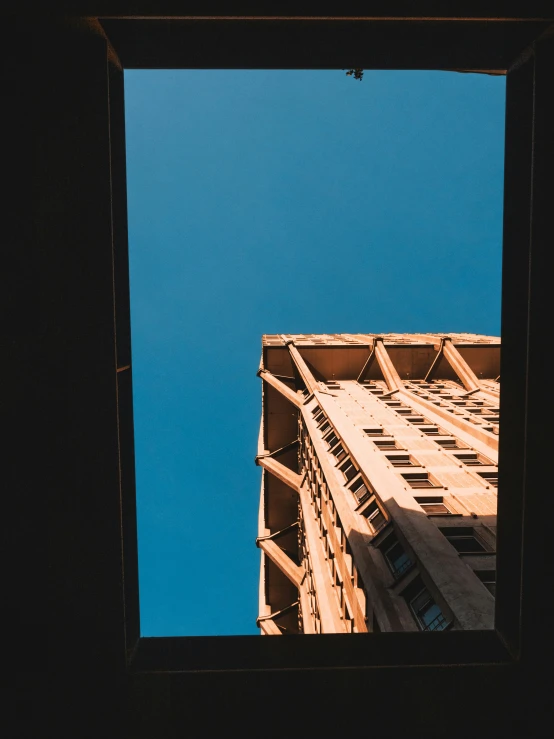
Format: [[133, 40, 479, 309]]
[[344, 69, 364, 81]]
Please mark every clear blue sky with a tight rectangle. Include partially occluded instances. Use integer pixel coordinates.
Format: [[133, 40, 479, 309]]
[[124, 69, 505, 636]]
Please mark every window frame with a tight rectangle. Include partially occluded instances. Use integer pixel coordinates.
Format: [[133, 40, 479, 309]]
[[50, 10, 553, 678], [420, 426, 445, 436], [407, 583, 449, 632], [452, 451, 494, 467], [439, 526, 494, 554], [380, 533, 414, 578], [477, 471, 499, 487], [401, 472, 443, 490], [362, 499, 387, 533], [385, 453, 420, 468], [349, 473, 372, 506], [339, 457, 358, 481], [415, 496, 458, 516], [363, 427, 384, 437], [372, 438, 402, 451], [476, 570, 497, 597]]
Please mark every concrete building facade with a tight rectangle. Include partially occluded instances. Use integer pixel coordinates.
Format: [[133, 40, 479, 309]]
[[256, 333, 499, 634]]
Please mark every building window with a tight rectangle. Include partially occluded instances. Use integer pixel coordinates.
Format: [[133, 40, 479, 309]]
[[349, 476, 371, 505], [339, 458, 357, 482], [401, 472, 438, 489], [453, 452, 489, 466], [312, 405, 322, 417], [435, 438, 462, 449], [332, 445, 348, 463], [386, 454, 416, 468], [406, 579, 448, 631], [475, 570, 496, 597], [395, 408, 414, 415], [477, 471, 498, 487], [405, 416, 430, 425], [325, 432, 339, 449], [362, 498, 387, 533], [381, 534, 413, 577], [373, 439, 400, 450], [415, 496, 453, 515], [363, 427, 384, 436], [439, 526, 489, 553], [421, 426, 442, 436]]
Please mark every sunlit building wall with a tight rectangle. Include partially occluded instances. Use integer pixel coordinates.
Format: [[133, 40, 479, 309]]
[[256, 333, 499, 634]]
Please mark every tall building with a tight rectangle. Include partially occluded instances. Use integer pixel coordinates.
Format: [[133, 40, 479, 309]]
[[256, 333, 499, 634]]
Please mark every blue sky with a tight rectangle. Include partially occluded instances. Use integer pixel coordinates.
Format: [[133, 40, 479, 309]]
[[124, 69, 505, 636]]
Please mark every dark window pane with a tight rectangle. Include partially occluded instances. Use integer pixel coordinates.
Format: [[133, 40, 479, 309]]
[[350, 477, 371, 505], [364, 501, 386, 531], [385, 541, 412, 575], [447, 536, 486, 553], [410, 588, 448, 631], [421, 604, 448, 631], [341, 462, 357, 481]]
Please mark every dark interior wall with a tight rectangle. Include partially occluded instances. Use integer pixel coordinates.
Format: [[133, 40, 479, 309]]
[[21, 17, 129, 735], [14, 9, 553, 737]]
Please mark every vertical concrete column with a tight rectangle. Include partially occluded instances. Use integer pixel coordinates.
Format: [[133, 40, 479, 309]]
[[298, 481, 347, 633], [298, 577, 318, 634]]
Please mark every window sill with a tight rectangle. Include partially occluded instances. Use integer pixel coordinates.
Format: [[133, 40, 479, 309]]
[[421, 619, 455, 633], [457, 550, 496, 556], [406, 485, 444, 492]]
